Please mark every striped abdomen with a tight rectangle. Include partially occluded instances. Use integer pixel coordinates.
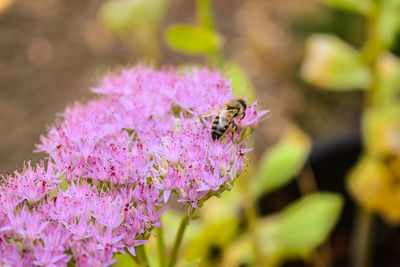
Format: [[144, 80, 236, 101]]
[[211, 115, 230, 140], [211, 109, 237, 140]]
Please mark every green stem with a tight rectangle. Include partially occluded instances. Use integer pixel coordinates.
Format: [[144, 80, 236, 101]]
[[195, 0, 223, 66], [363, 0, 383, 108], [196, 0, 214, 30], [237, 167, 262, 265], [167, 209, 191, 267], [246, 203, 262, 264], [157, 223, 167, 267], [352, 2, 379, 266], [136, 244, 150, 267], [207, 50, 223, 68], [351, 208, 374, 267]]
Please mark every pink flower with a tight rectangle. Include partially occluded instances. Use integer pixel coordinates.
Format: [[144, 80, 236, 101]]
[[239, 101, 270, 128], [1, 65, 264, 266], [0, 241, 33, 267], [173, 69, 234, 114], [1, 162, 60, 205], [92, 196, 124, 229], [3, 206, 48, 241], [32, 243, 71, 267]]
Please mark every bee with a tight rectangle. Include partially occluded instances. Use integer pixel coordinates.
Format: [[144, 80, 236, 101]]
[[203, 98, 247, 140]]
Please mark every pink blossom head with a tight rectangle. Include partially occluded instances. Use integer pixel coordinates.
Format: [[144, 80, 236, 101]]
[[1, 65, 266, 266]]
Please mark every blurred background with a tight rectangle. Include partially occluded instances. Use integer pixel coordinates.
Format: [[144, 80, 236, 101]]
[[2, 0, 400, 266], [0, 0, 363, 172]]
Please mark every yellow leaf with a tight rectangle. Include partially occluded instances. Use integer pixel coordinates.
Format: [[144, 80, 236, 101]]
[[301, 34, 371, 90], [363, 106, 400, 157], [347, 156, 400, 224]]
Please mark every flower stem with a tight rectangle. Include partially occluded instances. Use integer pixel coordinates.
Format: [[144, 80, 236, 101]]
[[136, 244, 150, 267], [246, 202, 262, 264], [157, 223, 167, 267], [196, 0, 214, 31], [351, 2, 379, 266], [195, 0, 222, 66], [167, 210, 191, 267], [351, 208, 374, 267]]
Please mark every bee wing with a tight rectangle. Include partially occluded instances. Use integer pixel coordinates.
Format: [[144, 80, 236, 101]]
[[201, 104, 228, 117], [218, 109, 233, 127]]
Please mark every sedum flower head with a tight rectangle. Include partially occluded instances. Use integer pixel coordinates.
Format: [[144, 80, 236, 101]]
[[1, 65, 266, 266]]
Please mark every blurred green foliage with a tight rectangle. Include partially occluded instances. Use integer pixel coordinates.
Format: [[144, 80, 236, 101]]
[[322, 0, 373, 15], [377, 0, 400, 48], [301, 1, 400, 265], [99, 0, 165, 60], [347, 155, 400, 223], [375, 54, 400, 106], [363, 105, 400, 157], [165, 25, 222, 55], [249, 125, 311, 199], [301, 34, 371, 90], [164, 0, 222, 64], [177, 260, 200, 267], [257, 193, 343, 266], [100, 0, 165, 33], [224, 63, 256, 104], [185, 218, 239, 261], [114, 253, 136, 267]]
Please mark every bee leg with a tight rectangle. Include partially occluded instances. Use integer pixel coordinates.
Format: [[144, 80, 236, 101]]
[[240, 112, 246, 119], [232, 122, 238, 133], [231, 122, 238, 141]]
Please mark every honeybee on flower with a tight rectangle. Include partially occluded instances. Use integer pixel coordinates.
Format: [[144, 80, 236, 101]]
[[202, 98, 247, 140]]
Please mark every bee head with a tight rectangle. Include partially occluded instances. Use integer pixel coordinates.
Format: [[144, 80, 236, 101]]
[[237, 98, 247, 111]]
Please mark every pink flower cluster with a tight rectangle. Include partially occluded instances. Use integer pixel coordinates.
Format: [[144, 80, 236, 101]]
[[0, 66, 265, 266], [0, 162, 160, 266]]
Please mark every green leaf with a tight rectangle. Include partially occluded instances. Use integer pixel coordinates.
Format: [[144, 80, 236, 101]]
[[249, 125, 311, 199], [301, 34, 371, 90], [257, 193, 343, 265], [378, 0, 400, 48], [165, 25, 223, 54], [224, 62, 256, 104], [321, 0, 372, 15], [100, 0, 165, 33]]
